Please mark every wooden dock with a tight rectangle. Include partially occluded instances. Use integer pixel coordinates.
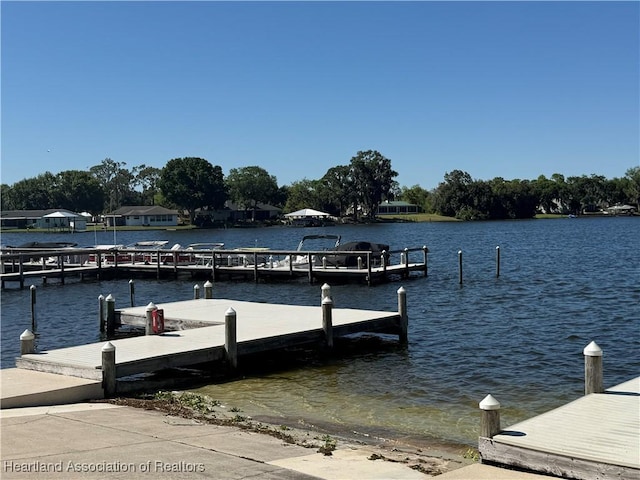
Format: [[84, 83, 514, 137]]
[[16, 297, 405, 384], [1, 245, 428, 288], [479, 377, 640, 480]]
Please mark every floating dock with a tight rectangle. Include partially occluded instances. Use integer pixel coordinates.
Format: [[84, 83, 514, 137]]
[[479, 377, 640, 480]]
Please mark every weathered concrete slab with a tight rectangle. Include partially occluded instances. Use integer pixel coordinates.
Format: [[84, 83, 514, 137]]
[[0, 368, 103, 409]]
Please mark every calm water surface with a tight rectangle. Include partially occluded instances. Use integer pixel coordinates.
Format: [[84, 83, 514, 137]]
[[1, 218, 638, 447]]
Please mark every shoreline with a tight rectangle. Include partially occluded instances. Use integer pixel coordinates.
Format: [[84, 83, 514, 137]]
[[100, 391, 476, 476]]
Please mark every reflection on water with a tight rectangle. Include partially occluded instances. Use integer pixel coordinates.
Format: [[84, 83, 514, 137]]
[[2, 218, 639, 447]]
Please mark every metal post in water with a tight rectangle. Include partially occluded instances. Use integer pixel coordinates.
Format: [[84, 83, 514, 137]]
[[496, 246, 501, 278], [129, 279, 135, 307], [584, 341, 603, 395], [225, 307, 238, 371], [479, 394, 501, 438], [30, 285, 37, 333], [397, 286, 407, 344], [458, 250, 463, 285], [20, 329, 35, 355]]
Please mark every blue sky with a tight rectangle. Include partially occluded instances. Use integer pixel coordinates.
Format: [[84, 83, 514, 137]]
[[2, 1, 638, 191]]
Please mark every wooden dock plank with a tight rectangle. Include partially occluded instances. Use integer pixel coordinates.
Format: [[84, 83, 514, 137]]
[[480, 377, 640, 479]]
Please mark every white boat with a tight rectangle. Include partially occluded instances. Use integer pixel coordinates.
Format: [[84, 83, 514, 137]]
[[283, 234, 341, 268]]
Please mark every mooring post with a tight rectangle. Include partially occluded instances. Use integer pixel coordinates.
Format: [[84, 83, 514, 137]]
[[145, 302, 156, 336], [193, 284, 200, 300], [307, 252, 313, 284], [322, 296, 334, 349], [98, 294, 105, 333], [105, 294, 116, 337], [321, 283, 332, 302], [403, 248, 409, 278], [253, 252, 259, 283], [496, 246, 501, 278], [422, 246, 428, 276], [322, 256, 327, 269], [397, 286, 408, 344], [458, 250, 463, 284], [59, 254, 65, 284], [204, 280, 213, 299], [357, 256, 363, 270], [129, 279, 135, 307], [30, 285, 37, 333], [479, 394, 501, 438], [20, 329, 35, 355], [225, 307, 238, 371], [584, 341, 603, 395], [101, 342, 116, 398]]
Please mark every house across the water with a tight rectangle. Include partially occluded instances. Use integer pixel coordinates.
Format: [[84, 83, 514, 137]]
[[376, 200, 422, 215], [106, 206, 180, 227]]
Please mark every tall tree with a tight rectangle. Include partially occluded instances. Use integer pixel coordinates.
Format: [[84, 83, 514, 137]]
[[133, 165, 162, 206], [348, 150, 397, 220], [226, 166, 278, 221], [54, 170, 105, 213], [158, 157, 227, 225], [89, 158, 135, 212], [320, 165, 353, 217]]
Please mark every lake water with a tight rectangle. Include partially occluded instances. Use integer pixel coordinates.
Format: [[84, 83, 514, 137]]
[[1, 217, 638, 448]]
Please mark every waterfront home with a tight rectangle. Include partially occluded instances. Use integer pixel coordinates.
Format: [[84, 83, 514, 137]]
[[106, 206, 180, 227]]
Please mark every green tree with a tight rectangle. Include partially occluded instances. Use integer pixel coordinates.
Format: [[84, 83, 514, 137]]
[[320, 165, 354, 217], [89, 158, 135, 212], [432, 170, 473, 217], [158, 157, 227, 225], [348, 150, 398, 220], [54, 170, 105, 213], [399, 185, 432, 213], [624, 166, 640, 208], [7, 173, 57, 210], [226, 166, 278, 221], [133, 165, 162, 206], [284, 179, 323, 213]]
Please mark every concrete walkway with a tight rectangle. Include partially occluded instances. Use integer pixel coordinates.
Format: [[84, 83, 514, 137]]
[[0, 368, 554, 479]]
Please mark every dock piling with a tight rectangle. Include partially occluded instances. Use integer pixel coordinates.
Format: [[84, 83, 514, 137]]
[[322, 296, 334, 349], [422, 246, 428, 276], [204, 280, 213, 299], [495, 246, 501, 278], [397, 287, 408, 344], [583, 341, 603, 394], [193, 284, 200, 299], [105, 294, 116, 337], [145, 302, 156, 336], [321, 283, 331, 302], [458, 250, 463, 284], [30, 285, 37, 333], [479, 394, 501, 438], [98, 294, 105, 333], [225, 308, 238, 371], [129, 279, 135, 307], [20, 329, 35, 355], [101, 342, 116, 397]]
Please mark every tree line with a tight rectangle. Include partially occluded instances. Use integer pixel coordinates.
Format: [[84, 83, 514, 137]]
[[1, 152, 638, 222]]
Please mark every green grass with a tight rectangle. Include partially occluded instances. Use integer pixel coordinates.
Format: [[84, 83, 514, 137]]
[[378, 213, 460, 222]]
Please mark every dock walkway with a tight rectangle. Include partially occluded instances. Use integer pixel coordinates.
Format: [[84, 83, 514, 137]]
[[480, 377, 640, 480], [16, 299, 402, 382]]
